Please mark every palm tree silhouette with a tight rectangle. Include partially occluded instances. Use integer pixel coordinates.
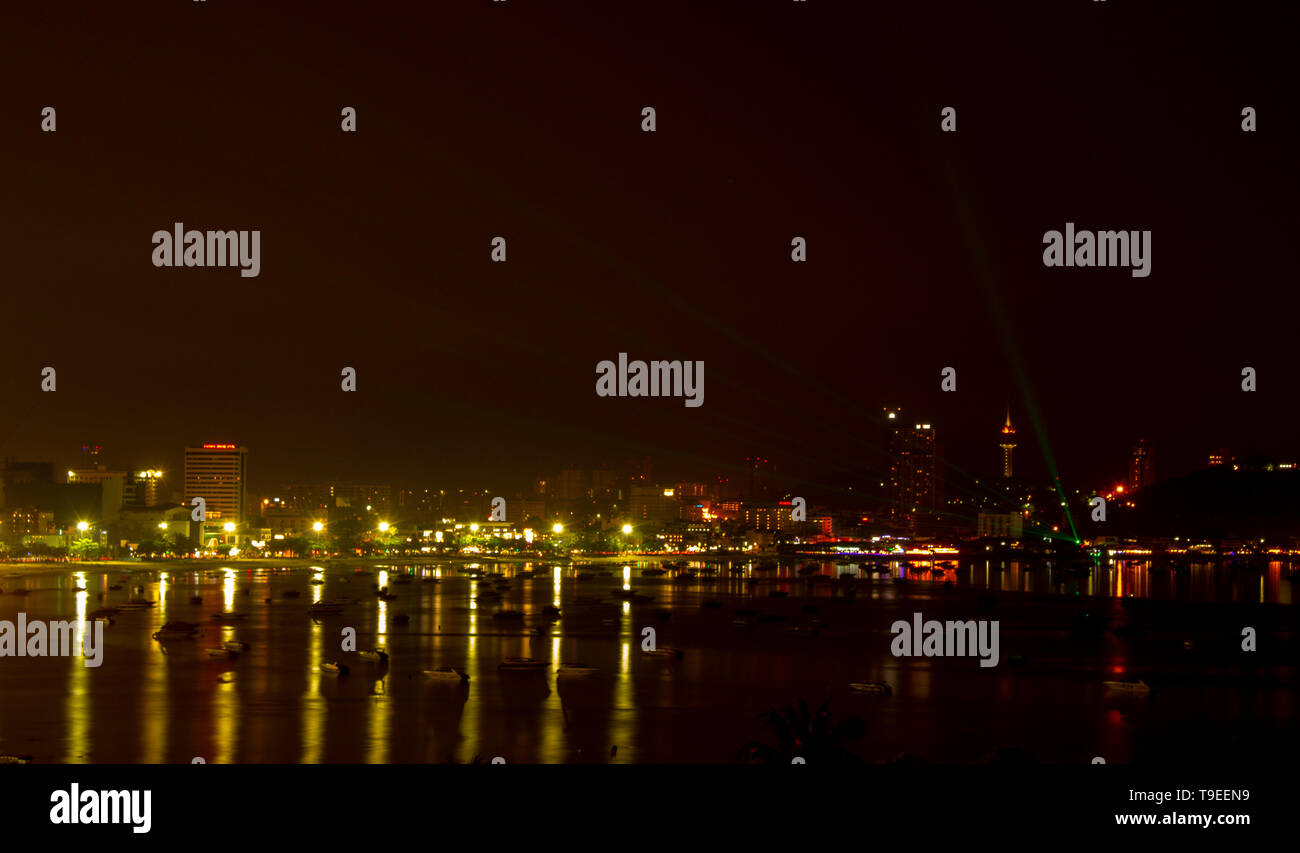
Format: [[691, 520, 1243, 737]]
[[738, 700, 864, 764]]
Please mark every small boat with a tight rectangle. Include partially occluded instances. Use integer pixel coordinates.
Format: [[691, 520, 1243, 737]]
[[641, 568, 668, 576], [320, 662, 350, 675], [119, 599, 157, 610], [785, 625, 818, 636], [0, 754, 35, 764], [282, 589, 301, 598], [88, 608, 119, 622], [359, 649, 389, 662], [498, 657, 548, 671], [754, 561, 777, 573], [701, 600, 723, 609], [849, 681, 892, 695], [541, 605, 562, 619], [204, 647, 237, 658], [557, 662, 599, 677], [733, 618, 755, 628], [212, 612, 248, 623], [576, 572, 596, 580], [108, 584, 123, 591], [492, 610, 525, 621], [223, 641, 250, 653], [642, 647, 684, 659], [797, 564, 820, 576], [769, 590, 788, 598], [392, 613, 410, 625], [424, 666, 469, 682], [308, 578, 324, 585], [1103, 678, 1150, 695], [152, 621, 199, 639]]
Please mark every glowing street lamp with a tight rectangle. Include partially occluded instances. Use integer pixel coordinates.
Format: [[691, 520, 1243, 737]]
[[470, 523, 479, 533], [76, 521, 89, 533], [158, 522, 168, 530], [621, 524, 633, 535], [223, 522, 236, 532], [378, 521, 390, 533], [552, 523, 564, 534], [312, 521, 324, 532]]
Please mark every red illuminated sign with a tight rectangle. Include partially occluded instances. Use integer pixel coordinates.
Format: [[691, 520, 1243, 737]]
[[202, 443, 237, 449]]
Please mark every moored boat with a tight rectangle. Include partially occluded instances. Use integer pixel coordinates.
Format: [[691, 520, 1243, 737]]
[[424, 666, 469, 682], [557, 662, 599, 677], [498, 657, 548, 671], [152, 621, 199, 639], [849, 681, 892, 695]]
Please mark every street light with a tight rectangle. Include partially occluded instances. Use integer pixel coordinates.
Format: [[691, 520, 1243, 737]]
[[76, 521, 89, 533], [621, 524, 633, 535], [312, 521, 324, 532], [158, 522, 168, 530], [552, 523, 564, 534], [223, 522, 236, 533], [378, 521, 390, 533], [470, 523, 479, 532]]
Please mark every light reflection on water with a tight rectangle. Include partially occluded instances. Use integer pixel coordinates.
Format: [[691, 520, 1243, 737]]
[[0, 556, 1293, 764]]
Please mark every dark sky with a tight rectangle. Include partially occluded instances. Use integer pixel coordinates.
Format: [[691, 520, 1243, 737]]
[[1, 1, 1296, 501]]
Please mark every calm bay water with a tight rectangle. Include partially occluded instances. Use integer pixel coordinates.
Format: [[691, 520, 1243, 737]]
[[0, 558, 1295, 764]]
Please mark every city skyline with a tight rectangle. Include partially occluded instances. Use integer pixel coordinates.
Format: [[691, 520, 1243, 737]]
[[1, 3, 1296, 498]]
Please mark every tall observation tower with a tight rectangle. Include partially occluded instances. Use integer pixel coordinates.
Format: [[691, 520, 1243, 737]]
[[999, 408, 1016, 478]]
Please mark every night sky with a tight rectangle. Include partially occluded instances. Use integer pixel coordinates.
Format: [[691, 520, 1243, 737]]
[[1, 1, 1296, 499]]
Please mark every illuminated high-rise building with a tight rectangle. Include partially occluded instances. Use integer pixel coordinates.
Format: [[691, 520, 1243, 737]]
[[999, 408, 1016, 479], [1129, 440, 1154, 492], [887, 409, 937, 528], [745, 456, 774, 502], [184, 443, 248, 525]]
